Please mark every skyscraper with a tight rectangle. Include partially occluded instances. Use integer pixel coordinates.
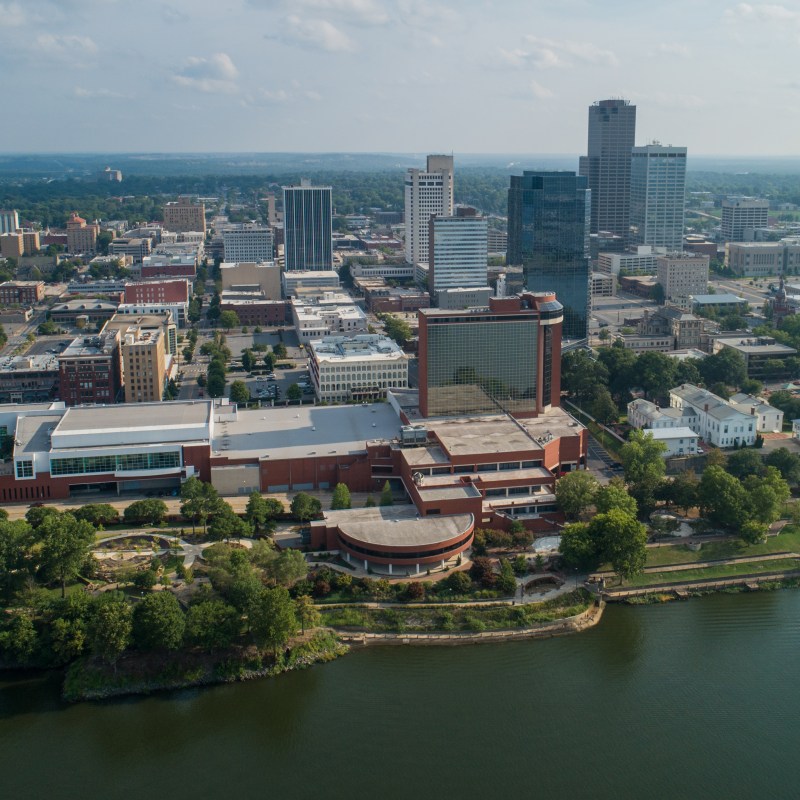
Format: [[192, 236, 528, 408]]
[[404, 154, 454, 264], [418, 293, 563, 418], [163, 196, 206, 234], [721, 198, 769, 242], [0, 210, 19, 234], [283, 179, 333, 271], [428, 206, 488, 299], [630, 144, 687, 252], [507, 171, 591, 340], [579, 98, 636, 240]]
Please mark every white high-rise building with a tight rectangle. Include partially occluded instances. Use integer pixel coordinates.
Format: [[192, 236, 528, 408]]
[[428, 207, 488, 298], [222, 224, 274, 263], [404, 154, 454, 265], [630, 144, 687, 252], [0, 210, 19, 235], [721, 198, 769, 242]]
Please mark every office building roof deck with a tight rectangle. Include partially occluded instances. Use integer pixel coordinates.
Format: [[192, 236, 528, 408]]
[[216, 402, 401, 460], [309, 335, 405, 362], [321, 505, 473, 548], [55, 400, 211, 436]]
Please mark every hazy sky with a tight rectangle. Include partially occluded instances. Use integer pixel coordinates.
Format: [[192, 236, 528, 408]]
[[1, 0, 798, 154]]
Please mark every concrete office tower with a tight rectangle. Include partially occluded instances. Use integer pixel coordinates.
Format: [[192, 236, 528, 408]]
[[0, 210, 19, 234], [122, 327, 167, 404], [418, 292, 563, 418], [404, 154, 454, 265], [721, 198, 769, 242], [428, 206, 488, 300], [579, 98, 636, 240], [507, 171, 591, 340], [630, 144, 687, 252], [222, 224, 274, 263], [656, 252, 710, 306], [283, 179, 333, 271], [163, 196, 206, 234], [66, 212, 99, 255]]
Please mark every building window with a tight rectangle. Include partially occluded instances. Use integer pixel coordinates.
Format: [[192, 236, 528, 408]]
[[16, 460, 33, 479]]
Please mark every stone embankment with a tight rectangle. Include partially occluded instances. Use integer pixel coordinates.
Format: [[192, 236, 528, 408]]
[[337, 601, 604, 647]]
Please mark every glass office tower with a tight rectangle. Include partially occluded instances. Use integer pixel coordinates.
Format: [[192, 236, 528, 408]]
[[507, 171, 590, 340], [283, 180, 333, 271]]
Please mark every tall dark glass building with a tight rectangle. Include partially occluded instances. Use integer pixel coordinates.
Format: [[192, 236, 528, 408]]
[[578, 98, 636, 240], [507, 171, 590, 340], [282, 179, 333, 271]]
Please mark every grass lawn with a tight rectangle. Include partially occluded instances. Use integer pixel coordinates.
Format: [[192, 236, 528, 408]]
[[620, 557, 800, 588], [641, 527, 800, 569]]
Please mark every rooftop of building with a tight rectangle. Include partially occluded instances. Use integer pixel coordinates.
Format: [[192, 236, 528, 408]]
[[54, 400, 211, 437], [216, 402, 401, 461], [0, 354, 59, 372], [0, 280, 44, 287], [60, 332, 119, 358], [670, 383, 756, 421], [649, 427, 699, 440], [51, 299, 118, 312], [14, 413, 64, 455], [716, 336, 797, 355], [319, 505, 473, 549], [691, 294, 747, 304], [309, 335, 405, 362]]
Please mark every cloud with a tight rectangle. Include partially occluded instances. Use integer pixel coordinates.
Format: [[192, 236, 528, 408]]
[[396, 0, 459, 26], [173, 53, 239, 93], [74, 86, 127, 99], [522, 35, 619, 68], [726, 3, 800, 23], [280, 15, 355, 52], [658, 42, 690, 57], [294, 0, 389, 25], [34, 33, 98, 59], [0, 2, 25, 27], [529, 79, 553, 99]]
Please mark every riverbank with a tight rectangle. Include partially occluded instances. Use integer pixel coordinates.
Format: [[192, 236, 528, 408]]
[[62, 630, 348, 702]]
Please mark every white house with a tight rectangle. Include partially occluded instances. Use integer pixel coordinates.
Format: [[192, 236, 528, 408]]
[[669, 384, 756, 448], [649, 427, 700, 457], [627, 398, 696, 431], [729, 393, 784, 433]]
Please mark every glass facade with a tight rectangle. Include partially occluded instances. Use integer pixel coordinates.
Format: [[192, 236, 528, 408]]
[[50, 450, 181, 477], [425, 314, 538, 416], [283, 184, 333, 271], [507, 171, 590, 340]]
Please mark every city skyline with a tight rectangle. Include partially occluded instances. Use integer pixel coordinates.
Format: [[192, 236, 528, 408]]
[[0, 1, 798, 155]]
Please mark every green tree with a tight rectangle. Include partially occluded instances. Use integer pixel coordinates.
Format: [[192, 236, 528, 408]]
[[123, 498, 168, 526], [698, 465, 749, 529], [744, 467, 790, 525], [559, 522, 601, 571], [590, 387, 619, 425], [597, 345, 638, 402], [241, 349, 255, 373], [264, 352, 276, 371], [0, 519, 35, 602], [89, 593, 132, 671], [699, 347, 747, 389], [73, 503, 119, 527], [378, 313, 412, 347], [291, 492, 322, 522], [132, 591, 185, 651], [620, 429, 668, 513], [294, 594, 320, 634], [208, 505, 251, 542], [380, 480, 394, 506], [218, 310, 239, 331], [660, 470, 699, 515], [49, 616, 87, 664], [562, 349, 609, 400], [25, 505, 59, 529], [590, 509, 647, 580], [636, 351, 678, 401], [180, 477, 222, 535], [364, 495, 376, 507], [229, 379, 250, 405], [184, 599, 240, 651], [331, 482, 351, 510], [272, 342, 288, 359], [245, 493, 282, 536], [248, 586, 298, 654], [0, 613, 37, 664], [764, 447, 800, 484], [496, 559, 517, 595], [726, 449, 765, 480], [740, 519, 769, 545], [555, 470, 599, 520], [674, 358, 702, 386], [38, 512, 95, 598], [595, 477, 637, 518], [264, 549, 308, 587], [287, 383, 302, 402]]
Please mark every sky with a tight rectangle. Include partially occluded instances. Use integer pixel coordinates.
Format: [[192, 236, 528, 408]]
[[1, 0, 799, 155]]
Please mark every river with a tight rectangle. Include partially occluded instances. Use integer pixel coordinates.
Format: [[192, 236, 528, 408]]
[[3, 591, 800, 800]]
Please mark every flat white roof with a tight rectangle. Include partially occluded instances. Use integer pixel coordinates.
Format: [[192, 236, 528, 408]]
[[216, 402, 401, 460], [649, 427, 699, 440]]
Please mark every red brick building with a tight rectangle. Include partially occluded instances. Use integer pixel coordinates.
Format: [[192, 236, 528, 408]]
[[124, 279, 190, 305]]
